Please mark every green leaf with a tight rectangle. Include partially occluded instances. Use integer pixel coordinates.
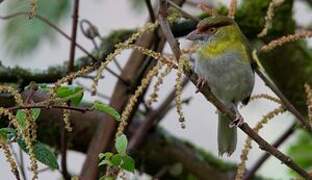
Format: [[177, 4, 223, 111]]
[[120, 155, 135, 172], [111, 154, 122, 167], [38, 84, 50, 93], [99, 152, 113, 160], [31, 108, 41, 121], [3, 0, 70, 55], [115, 134, 128, 155], [18, 139, 59, 170], [0, 128, 16, 143], [56, 86, 83, 106], [169, 163, 183, 176], [16, 110, 27, 129], [288, 130, 312, 171], [16, 108, 41, 129], [98, 152, 114, 167], [93, 101, 121, 121], [99, 176, 114, 180]]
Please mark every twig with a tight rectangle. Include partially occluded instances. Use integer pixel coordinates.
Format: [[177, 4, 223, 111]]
[[68, 0, 80, 74], [18, 149, 26, 180], [255, 68, 312, 132], [244, 123, 296, 180], [158, 0, 181, 60], [145, 0, 156, 22], [252, 51, 312, 133], [8, 105, 92, 113], [75, 81, 110, 100], [62, 1, 80, 178], [0, 12, 126, 84], [228, 0, 237, 18], [80, 19, 100, 50], [60, 120, 70, 180], [167, 0, 200, 22]]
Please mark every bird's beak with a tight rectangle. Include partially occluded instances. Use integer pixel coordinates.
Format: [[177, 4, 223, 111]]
[[186, 29, 202, 41]]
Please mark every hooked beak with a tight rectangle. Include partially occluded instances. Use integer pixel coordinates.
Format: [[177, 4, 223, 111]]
[[186, 29, 202, 41]]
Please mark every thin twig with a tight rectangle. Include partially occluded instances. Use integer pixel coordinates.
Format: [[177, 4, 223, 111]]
[[68, 0, 80, 74], [75, 81, 110, 100], [255, 68, 312, 132], [60, 120, 70, 180], [244, 122, 296, 179], [228, 0, 237, 18], [80, 19, 100, 50], [0, 12, 126, 84], [19, 149, 26, 180], [158, 0, 181, 60], [145, 0, 156, 22], [62, 1, 80, 178], [251, 51, 312, 133], [167, 0, 200, 22], [8, 105, 92, 113]]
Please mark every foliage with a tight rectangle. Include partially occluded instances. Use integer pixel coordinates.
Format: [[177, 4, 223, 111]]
[[99, 133, 135, 176], [93, 101, 121, 121], [288, 130, 312, 172], [17, 138, 59, 170], [3, 0, 70, 55]]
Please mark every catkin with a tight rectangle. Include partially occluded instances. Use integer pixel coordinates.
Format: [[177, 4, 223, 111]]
[[250, 94, 282, 105], [0, 143, 20, 180], [146, 64, 172, 106], [92, 22, 159, 95], [304, 84, 312, 127], [260, 31, 312, 52], [175, 55, 188, 129], [235, 106, 285, 180], [29, 0, 37, 18], [228, 0, 237, 18], [258, 0, 285, 37], [116, 63, 161, 137]]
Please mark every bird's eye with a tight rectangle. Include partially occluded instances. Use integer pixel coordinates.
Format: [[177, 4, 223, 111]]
[[208, 27, 217, 33]]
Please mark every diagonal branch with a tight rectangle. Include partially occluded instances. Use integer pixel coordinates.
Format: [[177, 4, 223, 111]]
[[244, 122, 297, 179], [158, 0, 181, 60], [157, 4, 311, 178]]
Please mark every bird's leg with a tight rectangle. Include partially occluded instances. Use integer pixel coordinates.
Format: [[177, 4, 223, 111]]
[[229, 105, 244, 128], [195, 76, 206, 93]]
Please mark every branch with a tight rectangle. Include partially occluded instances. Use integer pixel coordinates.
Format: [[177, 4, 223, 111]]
[[255, 67, 312, 132], [185, 69, 311, 179], [244, 123, 297, 179], [63, 2, 80, 178], [0, 92, 236, 180], [0, 12, 123, 84], [7, 105, 92, 113], [158, 0, 181, 60], [68, 0, 80, 74], [157, 4, 310, 178], [145, 0, 156, 22]]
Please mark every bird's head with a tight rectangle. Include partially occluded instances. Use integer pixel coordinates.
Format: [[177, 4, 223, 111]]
[[186, 15, 237, 44]]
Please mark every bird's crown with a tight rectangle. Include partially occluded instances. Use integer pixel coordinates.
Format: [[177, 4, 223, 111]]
[[197, 15, 235, 32]]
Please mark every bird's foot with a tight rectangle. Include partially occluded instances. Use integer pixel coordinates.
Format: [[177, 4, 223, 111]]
[[195, 76, 206, 93], [229, 110, 244, 128]]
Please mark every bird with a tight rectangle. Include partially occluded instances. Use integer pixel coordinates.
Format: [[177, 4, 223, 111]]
[[186, 15, 255, 156]]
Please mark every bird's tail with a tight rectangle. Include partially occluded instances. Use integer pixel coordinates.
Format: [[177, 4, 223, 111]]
[[218, 111, 237, 156]]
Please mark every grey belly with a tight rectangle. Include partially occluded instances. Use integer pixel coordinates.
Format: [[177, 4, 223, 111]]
[[195, 54, 254, 104]]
